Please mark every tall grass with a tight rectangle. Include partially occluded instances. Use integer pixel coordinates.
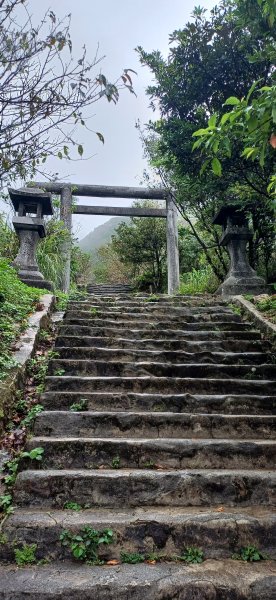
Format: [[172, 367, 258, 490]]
[[179, 266, 219, 295]]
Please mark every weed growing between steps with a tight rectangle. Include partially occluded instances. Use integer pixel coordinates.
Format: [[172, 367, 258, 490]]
[[14, 543, 37, 566], [60, 527, 114, 564], [232, 546, 269, 562], [63, 501, 91, 511], [69, 399, 88, 412]]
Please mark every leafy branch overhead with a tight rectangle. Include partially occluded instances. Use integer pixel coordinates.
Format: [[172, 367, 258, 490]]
[[193, 1, 276, 195], [136, 0, 276, 283], [0, 0, 136, 186]]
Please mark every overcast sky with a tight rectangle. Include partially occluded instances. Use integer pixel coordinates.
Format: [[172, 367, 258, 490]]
[[8, 0, 215, 239]]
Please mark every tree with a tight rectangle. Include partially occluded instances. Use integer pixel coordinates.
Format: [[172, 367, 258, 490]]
[[193, 0, 276, 196], [0, 0, 136, 187], [111, 202, 167, 291], [93, 243, 130, 284], [137, 0, 275, 281]]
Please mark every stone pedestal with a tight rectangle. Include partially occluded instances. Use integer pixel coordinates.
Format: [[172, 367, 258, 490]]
[[213, 205, 268, 297], [9, 187, 53, 290]]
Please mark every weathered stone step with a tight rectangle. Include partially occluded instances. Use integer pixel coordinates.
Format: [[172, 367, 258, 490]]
[[65, 309, 242, 323], [68, 302, 235, 315], [58, 324, 261, 340], [41, 391, 276, 414], [14, 468, 276, 508], [48, 359, 276, 379], [0, 560, 275, 599], [55, 335, 267, 353], [2, 507, 275, 562], [54, 347, 271, 366], [25, 437, 276, 470], [63, 317, 251, 331], [44, 375, 276, 395], [34, 411, 276, 440], [87, 294, 228, 305]]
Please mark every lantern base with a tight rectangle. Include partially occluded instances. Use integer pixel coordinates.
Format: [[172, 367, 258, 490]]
[[216, 275, 268, 298], [18, 275, 53, 291]]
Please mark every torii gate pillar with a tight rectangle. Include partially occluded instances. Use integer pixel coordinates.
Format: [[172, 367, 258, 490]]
[[166, 194, 180, 295]]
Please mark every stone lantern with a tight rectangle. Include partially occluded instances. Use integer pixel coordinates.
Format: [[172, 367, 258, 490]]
[[213, 204, 267, 297], [9, 187, 53, 290]]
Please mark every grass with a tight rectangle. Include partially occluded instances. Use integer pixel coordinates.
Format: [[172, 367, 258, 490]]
[[0, 258, 44, 381], [179, 266, 218, 295], [252, 294, 276, 324]]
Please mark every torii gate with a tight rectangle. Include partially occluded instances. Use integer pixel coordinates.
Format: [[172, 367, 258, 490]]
[[28, 183, 180, 295]]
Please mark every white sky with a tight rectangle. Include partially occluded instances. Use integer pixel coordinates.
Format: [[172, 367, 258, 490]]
[[5, 0, 215, 239]]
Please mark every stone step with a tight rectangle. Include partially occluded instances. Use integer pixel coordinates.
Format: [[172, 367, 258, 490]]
[[68, 302, 235, 315], [0, 560, 275, 599], [67, 300, 233, 318], [55, 347, 270, 365], [55, 335, 267, 353], [25, 437, 276, 470], [57, 325, 262, 340], [47, 359, 276, 379], [14, 469, 276, 508], [1, 507, 275, 562], [86, 295, 228, 305], [63, 317, 251, 331], [65, 309, 242, 323], [41, 391, 276, 414], [44, 375, 276, 395], [34, 411, 276, 440]]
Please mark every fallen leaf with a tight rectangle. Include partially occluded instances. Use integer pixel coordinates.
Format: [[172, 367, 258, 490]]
[[106, 559, 120, 566], [146, 560, 156, 565], [270, 134, 276, 149], [216, 506, 225, 512]]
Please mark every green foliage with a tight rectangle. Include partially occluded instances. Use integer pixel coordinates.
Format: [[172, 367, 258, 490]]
[[63, 502, 83, 511], [137, 0, 275, 283], [178, 547, 204, 564], [53, 368, 65, 376], [251, 294, 276, 323], [0, 494, 13, 514], [111, 201, 167, 291], [0, 215, 18, 260], [89, 307, 98, 316], [193, 1, 276, 195], [120, 551, 145, 564], [21, 404, 44, 427], [179, 267, 218, 295], [69, 399, 88, 412], [143, 294, 160, 302], [21, 447, 44, 461], [60, 527, 114, 564], [93, 241, 132, 285], [14, 543, 37, 567], [2, 447, 44, 487], [232, 545, 269, 562], [28, 352, 58, 394], [0, 259, 43, 381], [228, 303, 242, 316], [111, 456, 120, 469]]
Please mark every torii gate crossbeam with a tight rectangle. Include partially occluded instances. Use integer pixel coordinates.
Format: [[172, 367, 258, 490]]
[[28, 182, 180, 295]]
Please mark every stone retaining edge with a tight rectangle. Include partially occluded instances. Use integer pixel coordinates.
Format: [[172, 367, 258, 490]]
[[0, 294, 55, 438], [233, 295, 276, 340]]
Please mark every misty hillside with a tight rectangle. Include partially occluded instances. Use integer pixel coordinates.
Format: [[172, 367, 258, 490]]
[[78, 217, 130, 257]]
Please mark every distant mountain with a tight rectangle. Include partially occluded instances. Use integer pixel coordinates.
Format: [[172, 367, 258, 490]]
[[78, 216, 129, 257]]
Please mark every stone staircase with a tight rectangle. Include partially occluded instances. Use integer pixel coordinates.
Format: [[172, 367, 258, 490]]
[[0, 291, 276, 598]]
